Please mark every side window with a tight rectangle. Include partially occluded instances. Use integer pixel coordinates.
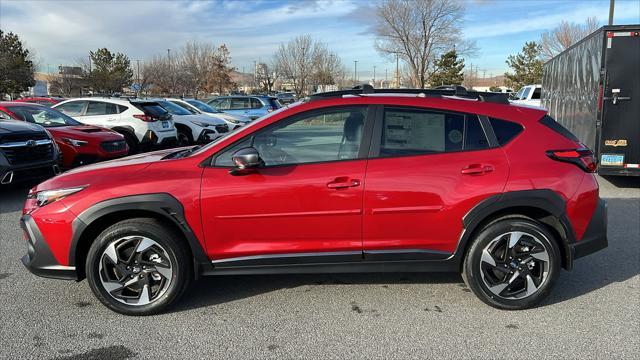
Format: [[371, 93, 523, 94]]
[[117, 105, 128, 113], [86, 101, 118, 116], [250, 98, 263, 109], [0, 110, 12, 120], [230, 97, 249, 110], [532, 87, 541, 100], [489, 118, 523, 145], [214, 107, 368, 167], [56, 101, 86, 116], [210, 99, 227, 109], [465, 116, 490, 150], [379, 108, 471, 157]]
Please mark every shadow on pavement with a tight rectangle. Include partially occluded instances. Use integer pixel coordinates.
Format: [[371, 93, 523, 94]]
[[601, 175, 639, 189], [0, 183, 32, 215], [173, 197, 639, 313], [174, 272, 463, 313]]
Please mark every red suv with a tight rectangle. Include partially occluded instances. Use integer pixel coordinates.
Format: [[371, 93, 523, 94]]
[[0, 102, 128, 168], [20, 87, 607, 315]]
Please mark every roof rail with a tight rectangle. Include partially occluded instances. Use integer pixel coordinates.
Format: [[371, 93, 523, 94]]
[[307, 85, 509, 105]]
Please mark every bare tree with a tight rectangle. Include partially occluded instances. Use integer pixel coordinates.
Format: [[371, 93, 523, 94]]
[[374, 0, 474, 88], [256, 61, 278, 92], [181, 41, 216, 96], [540, 17, 599, 60], [274, 35, 323, 96], [312, 48, 345, 88]]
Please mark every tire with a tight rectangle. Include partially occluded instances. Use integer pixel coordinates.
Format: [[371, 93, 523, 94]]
[[121, 132, 139, 155], [85, 218, 192, 316], [462, 218, 561, 310], [176, 127, 193, 147]]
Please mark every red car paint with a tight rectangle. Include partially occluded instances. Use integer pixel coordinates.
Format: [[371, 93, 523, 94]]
[[0, 102, 128, 168], [23, 95, 600, 268], [13, 97, 64, 107]]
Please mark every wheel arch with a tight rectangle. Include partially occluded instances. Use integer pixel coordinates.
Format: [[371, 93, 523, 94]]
[[456, 190, 576, 271], [70, 193, 210, 280]]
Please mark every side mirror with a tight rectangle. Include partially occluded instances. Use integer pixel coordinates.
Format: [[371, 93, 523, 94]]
[[230, 147, 263, 175]]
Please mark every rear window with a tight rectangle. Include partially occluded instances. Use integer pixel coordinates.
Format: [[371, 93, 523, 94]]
[[489, 118, 523, 145], [132, 102, 171, 119], [539, 115, 579, 142]]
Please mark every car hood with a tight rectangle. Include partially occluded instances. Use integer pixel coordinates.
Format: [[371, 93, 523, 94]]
[[0, 119, 46, 134], [46, 125, 124, 141], [172, 114, 226, 125], [35, 147, 181, 191], [213, 112, 251, 123]]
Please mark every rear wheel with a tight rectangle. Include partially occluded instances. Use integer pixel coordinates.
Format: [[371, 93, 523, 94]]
[[462, 218, 561, 310], [86, 218, 191, 315]]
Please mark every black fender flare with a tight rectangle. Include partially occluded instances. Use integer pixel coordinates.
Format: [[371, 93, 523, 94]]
[[70, 193, 210, 273], [454, 189, 576, 269]]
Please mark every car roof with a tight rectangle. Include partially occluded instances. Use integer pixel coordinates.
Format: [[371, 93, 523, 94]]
[[301, 94, 547, 123], [0, 101, 47, 107]]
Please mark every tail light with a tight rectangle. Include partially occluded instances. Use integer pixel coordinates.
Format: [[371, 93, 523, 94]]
[[133, 114, 157, 122], [546, 148, 597, 172]]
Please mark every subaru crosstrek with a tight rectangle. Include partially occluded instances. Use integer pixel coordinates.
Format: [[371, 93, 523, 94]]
[[21, 86, 607, 315]]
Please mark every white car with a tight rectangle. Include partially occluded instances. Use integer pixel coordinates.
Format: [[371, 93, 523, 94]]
[[510, 84, 542, 108], [166, 98, 251, 130], [152, 99, 229, 146], [53, 97, 177, 153]]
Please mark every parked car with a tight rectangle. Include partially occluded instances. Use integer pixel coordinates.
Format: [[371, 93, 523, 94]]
[[0, 102, 128, 168], [275, 92, 296, 105], [207, 95, 281, 120], [14, 97, 65, 107], [21, 86, 606, 315], [167, 98, 251, 130], [0, 116, 60, 185], [510, 85, 542, 108], [151, 100, 229, 146], [543, 25, 640, 176], [53, 97, 177, 154]]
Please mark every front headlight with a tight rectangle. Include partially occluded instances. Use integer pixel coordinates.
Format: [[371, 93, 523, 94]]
[[28, 187, 86, 207], [62, 138, 88, 147], [189, 121, 211, 128]]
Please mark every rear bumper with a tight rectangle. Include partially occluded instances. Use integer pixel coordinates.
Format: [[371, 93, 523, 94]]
[[20, 215, 77, 281], [569, 199, 608, 261]]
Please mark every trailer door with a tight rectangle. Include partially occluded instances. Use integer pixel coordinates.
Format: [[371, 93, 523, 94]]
[[600, 30, 640, 175]]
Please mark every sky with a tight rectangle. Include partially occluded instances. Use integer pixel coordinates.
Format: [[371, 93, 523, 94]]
[[1, 0, 639, 80]]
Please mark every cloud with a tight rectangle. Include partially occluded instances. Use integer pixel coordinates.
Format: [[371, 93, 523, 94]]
[[465, 1, 640, 39]]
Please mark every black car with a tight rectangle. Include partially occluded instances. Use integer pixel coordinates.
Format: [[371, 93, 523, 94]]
[[0, 117, 61, 185]]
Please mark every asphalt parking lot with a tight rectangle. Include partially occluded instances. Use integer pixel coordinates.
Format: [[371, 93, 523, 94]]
[[0, 176, 638, 360]]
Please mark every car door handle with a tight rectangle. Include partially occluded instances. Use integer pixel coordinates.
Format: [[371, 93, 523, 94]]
[[327, 177, 361, 189], [461, 164, 494, 175]]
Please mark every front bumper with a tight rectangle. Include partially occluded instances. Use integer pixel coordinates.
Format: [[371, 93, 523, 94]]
[[569, 198, 608, 261], [20, 215, 77, 280]]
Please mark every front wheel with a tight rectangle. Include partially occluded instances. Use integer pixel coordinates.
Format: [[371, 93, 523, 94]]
[[85, 218, 191, 315], [462, 218, 561, 310]]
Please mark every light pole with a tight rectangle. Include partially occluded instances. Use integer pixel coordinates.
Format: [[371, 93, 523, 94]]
[[373, 66, 376, 87], [608, 0, 615, 25], [395, 52, 400, 89], [353, 60, 358, 86]]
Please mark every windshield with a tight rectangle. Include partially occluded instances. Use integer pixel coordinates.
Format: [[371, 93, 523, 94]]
[[6, 105, 82, 127], [513, 87, 531, 100], [157, 100, 192, 115], [186, 99, 221, 113], [187, 102, 302, 158]]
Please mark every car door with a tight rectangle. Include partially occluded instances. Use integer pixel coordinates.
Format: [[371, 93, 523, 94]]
[[247, 97, 266, 119], [79, 101, 120, 127], [362, 106, 509, 259], [200, 106, 373, 264]]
